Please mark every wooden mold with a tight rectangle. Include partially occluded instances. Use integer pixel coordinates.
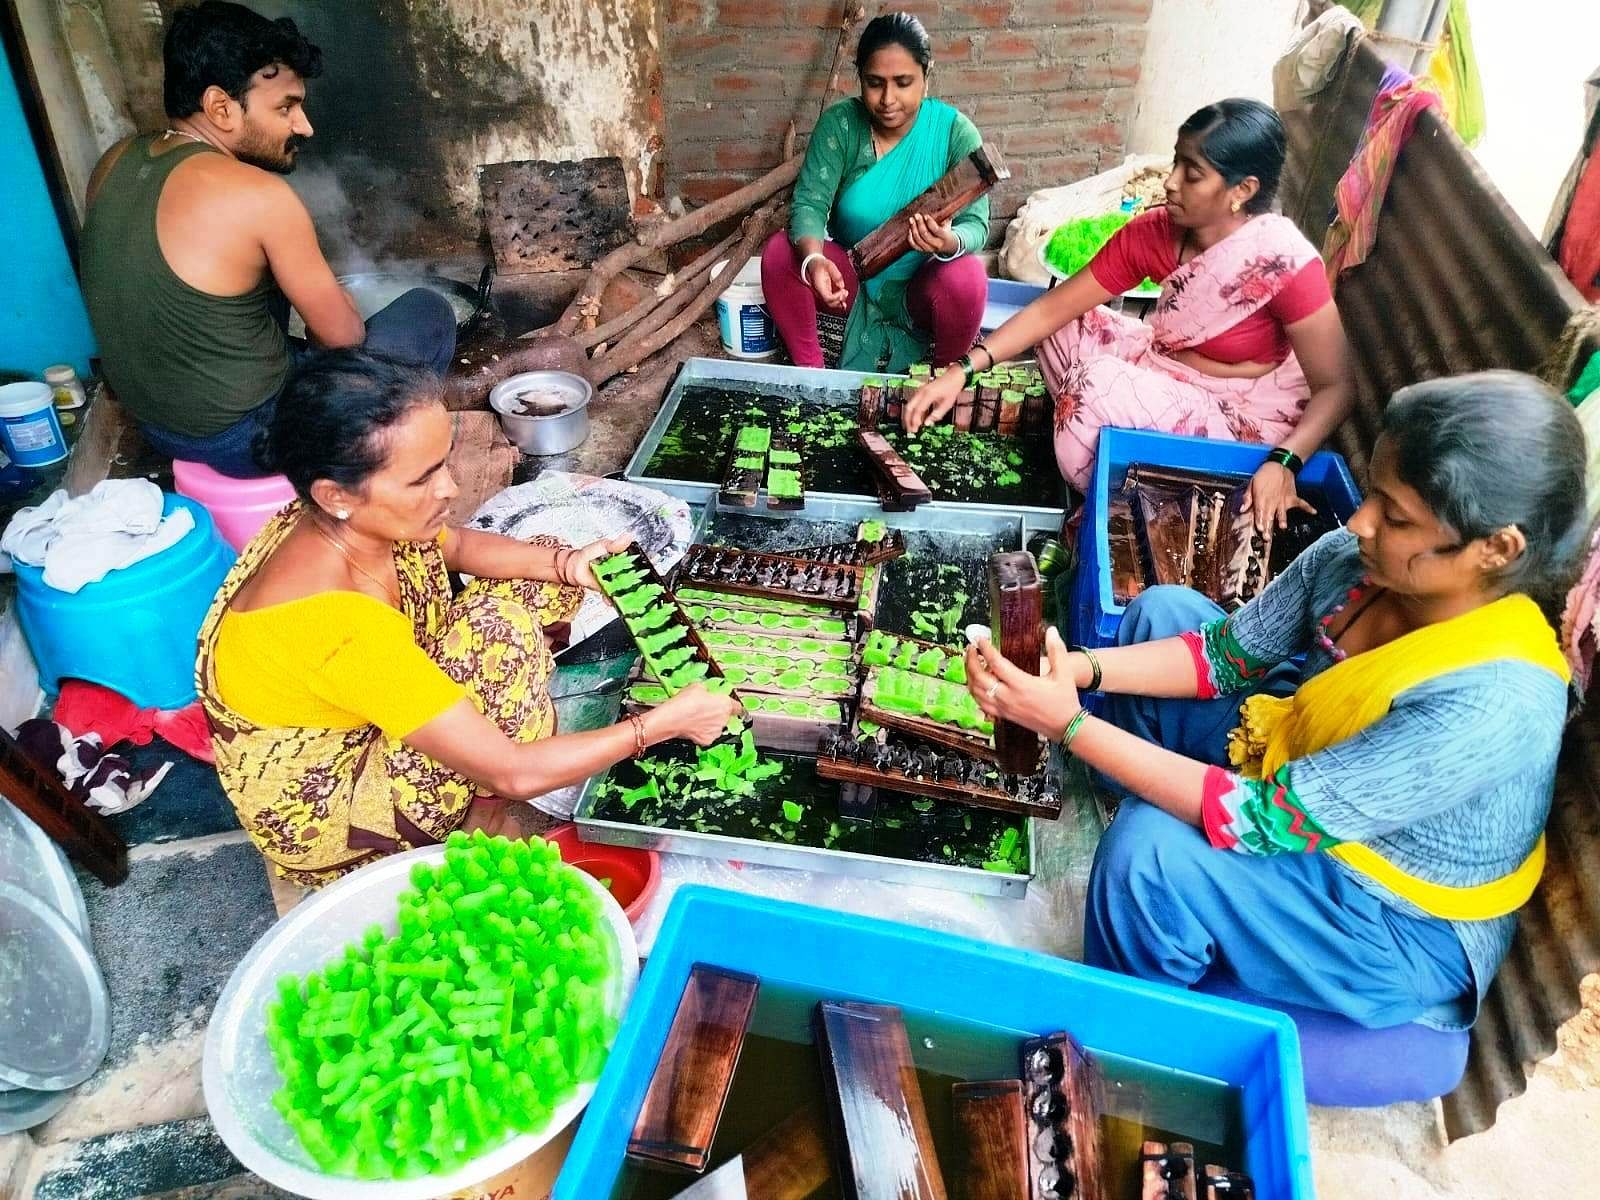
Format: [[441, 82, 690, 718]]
[[627, 965, 760, 1173], [766, 432, 806, 512], [678, 543, 865, 610], [1201, 1166, 1254, 1199], [858, 430, 932, 509], [859, 377, 886, 431], [987, 551, 1045, 775], [815, 1000, 950, 1200], [1139, 1141, 1197, 1200], [781, 530, 908, 566], [1021, 1031, 1106, 1200], [592, 544, 726, 695], [953, 1080, 1031, 1200], [850, 144, 1009, 281], [0, 726, 127, 886], [817, 729, 1061, 820], [721, 425, 771, 508]]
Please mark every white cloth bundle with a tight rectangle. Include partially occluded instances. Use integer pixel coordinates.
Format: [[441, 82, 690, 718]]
[[0, 479, 194, 593]]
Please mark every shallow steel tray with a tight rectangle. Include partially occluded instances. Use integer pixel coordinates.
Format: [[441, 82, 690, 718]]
[[624, 357, 1067, 524]]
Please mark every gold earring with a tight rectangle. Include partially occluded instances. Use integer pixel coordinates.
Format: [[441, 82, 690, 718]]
[[1231, 201, 1241, 214]]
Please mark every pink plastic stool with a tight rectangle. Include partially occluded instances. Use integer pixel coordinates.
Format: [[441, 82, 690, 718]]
[[172, 459, 296, 550]]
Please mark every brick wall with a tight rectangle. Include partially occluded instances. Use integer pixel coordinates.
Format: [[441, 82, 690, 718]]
[[661, 0, 1152, 241]]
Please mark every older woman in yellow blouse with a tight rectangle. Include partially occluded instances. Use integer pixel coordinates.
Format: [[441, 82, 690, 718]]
[[197, 350, 738, 886]]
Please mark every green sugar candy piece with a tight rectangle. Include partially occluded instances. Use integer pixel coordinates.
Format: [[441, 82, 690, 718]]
[[733, 455, 765, 470], [759, 613, 784, 629], [591, 553, 634, 581], [605, 569, 647, 592], [914, 649, 945, 676], [943, 656, 967, 684], [614, 584, 665, 616], [625, 604, 675, 634], [892, 643, 917, 669], [768, 449, 802, 465], [668, 662, 710, 688], [860, 519, 886, 543], [636, 625, 686, 657], [734, 425, 771, 452], [653, 644, 697, 673], [766, 469, 802, 498]]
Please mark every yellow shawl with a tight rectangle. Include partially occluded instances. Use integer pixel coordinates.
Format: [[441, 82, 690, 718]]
[[1228, 593, 1569, 920]]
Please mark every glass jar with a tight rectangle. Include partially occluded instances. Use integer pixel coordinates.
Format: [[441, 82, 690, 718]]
[[44, 364, 86, 410]]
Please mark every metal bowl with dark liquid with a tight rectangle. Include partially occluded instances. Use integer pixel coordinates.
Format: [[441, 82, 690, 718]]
[[489, 369, 593, 455]]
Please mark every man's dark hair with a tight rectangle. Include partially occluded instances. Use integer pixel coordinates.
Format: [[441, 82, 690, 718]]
[[163, 1, 322, 119]]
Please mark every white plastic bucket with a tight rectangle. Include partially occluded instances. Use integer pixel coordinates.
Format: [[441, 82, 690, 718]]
[[713, 258, 776, 360], [0, 382, 68, 469]]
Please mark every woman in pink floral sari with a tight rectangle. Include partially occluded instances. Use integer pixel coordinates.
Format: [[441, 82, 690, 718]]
[[906, 99, 1351, 530]]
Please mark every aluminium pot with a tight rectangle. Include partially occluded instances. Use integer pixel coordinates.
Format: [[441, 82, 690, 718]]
[[489, 370, 592, 455]]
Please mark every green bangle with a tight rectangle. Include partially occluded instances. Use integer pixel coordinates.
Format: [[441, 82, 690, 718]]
[[1070, 644, 1103, 692], [1059, 708, 1090, 753], [1267, 446, 1304, 476], [959, 354, 977, 387]]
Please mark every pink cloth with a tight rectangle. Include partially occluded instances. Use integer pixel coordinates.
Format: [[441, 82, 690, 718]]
[[759, 231, 987, 368], [1323, 75, 1441, 286], [1089, 208, 1332, 364], [1042, 214, 1317, 491]]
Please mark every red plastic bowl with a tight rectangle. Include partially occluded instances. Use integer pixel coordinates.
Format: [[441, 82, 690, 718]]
[[542, 824, 661, 925]]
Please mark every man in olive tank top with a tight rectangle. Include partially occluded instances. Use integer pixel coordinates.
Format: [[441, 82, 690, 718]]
[[80, 2, 455, 477]]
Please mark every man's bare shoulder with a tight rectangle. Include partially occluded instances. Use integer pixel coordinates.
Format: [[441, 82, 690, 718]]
[[173, 154, 310, 219]]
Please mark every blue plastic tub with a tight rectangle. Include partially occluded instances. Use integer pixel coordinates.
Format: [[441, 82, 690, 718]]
[[13, 493, 235, 709], [556, 887, 1312, 1199], [1070, 428, 1362, 650]]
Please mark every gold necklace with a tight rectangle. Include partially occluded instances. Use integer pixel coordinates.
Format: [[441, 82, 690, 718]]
[[310, 519, 399, 606], [162, 128, 204, 145]]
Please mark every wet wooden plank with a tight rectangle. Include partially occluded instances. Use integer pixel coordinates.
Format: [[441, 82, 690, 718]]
[[953, 1079, 1030, 1200], [850, 145, 1009, 281], [815, 1000, 949, 1200], [628, 966, 761, 1173]]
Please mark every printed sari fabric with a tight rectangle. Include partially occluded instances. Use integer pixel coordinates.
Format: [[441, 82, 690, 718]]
[[1042, 214, 1318, 490], [196, 506, 581, 886], [827, 99, 981, 372]]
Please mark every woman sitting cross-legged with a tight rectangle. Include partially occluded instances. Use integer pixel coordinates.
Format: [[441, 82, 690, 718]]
[[760, 12, 990, 373], [906, 98, 1352, 531], [197, 350, 739, 886], [965, 371, 1583, 1031]]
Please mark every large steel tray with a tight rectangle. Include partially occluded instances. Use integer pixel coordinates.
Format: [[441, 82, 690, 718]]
[[571, 775, 1032, 899], [624, 357, 1067, 524]]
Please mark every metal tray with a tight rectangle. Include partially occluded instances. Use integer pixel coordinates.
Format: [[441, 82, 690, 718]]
[[572, 775, 1031, 899], [625, 357, 1067, 523]]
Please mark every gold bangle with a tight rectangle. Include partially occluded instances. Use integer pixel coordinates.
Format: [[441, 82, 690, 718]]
[[627, 713, 647, 758]]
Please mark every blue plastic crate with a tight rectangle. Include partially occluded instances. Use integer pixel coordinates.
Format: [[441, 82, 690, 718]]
[[556, 886, 1313, 1199], [982, 276, 1048, 333], [1070, 428, 1362, 650]]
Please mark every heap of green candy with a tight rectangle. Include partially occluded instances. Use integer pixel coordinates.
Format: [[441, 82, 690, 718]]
[[264, 830, 618, 1180]]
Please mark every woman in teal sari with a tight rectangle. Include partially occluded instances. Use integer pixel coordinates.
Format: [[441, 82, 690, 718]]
[[760, 12, 990, 372]]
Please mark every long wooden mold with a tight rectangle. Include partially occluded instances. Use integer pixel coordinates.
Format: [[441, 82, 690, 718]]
[[781, 529, 908, 566], [988, 551, 1045, 775], [593, 543, 726, 694], [678, 543, 866, 610], [627, 965, 760, 1173], [953, 1080, 1031, 1200], [858, 429, 933, 510], [850, 144, 1009, 281], [816, 729, 1062, 820], [721, 424, 770, 508], [815, 1000, 950, 1200], [765, 432, 806, 512], [859, 658, 998, 763], [1021, 1031, 1106, 1200]]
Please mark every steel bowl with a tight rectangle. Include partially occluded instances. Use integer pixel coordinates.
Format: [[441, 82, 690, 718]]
[[490, 370, 593, 455]]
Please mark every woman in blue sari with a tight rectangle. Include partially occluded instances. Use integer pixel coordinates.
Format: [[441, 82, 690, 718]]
[[760, 13, 990, 372]]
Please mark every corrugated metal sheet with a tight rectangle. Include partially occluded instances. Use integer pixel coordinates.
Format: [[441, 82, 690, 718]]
[[1280, 32, 1596, 1140]]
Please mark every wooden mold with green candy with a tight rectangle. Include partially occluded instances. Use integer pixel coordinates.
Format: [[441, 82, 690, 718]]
[[590, 543, 727, 695], [720, 424, 770, 508], [764, 432, 805, 512], [857, 628, 1001, 761], [678, 598, 859, 642], [677, 543, 865, 611], [816, 719, 1061, 820], [623, 680, 845, 755]]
